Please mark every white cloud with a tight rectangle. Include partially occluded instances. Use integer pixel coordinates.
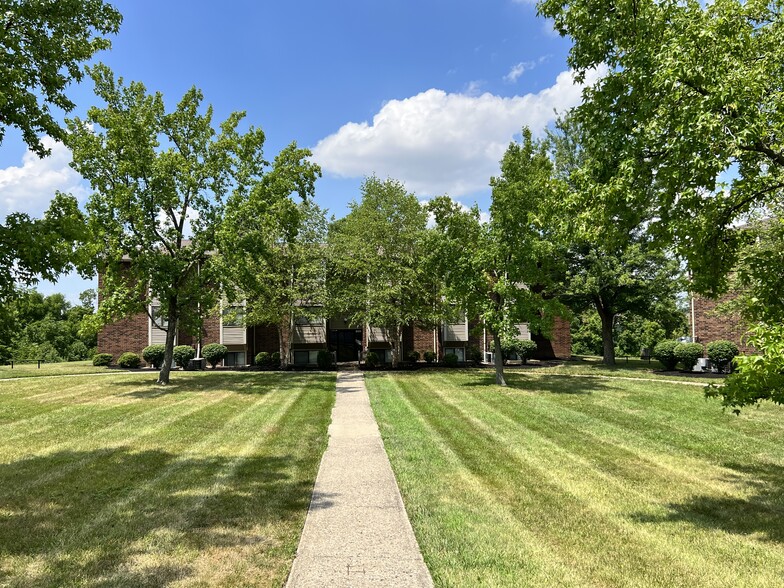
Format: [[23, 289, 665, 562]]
[[0, 136, 88, 220], [312, 68, 603, 198], [504, 61, 535, 83]]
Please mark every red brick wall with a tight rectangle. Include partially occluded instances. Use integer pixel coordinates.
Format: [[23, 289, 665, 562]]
[[252, 324, 279, 356], [98, 312, 149, 364], [412, 325, 436, 356], [691, 294, 754, 354]]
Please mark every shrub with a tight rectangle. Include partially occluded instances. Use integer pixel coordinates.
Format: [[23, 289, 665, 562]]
[[423, 351, 437, 364], [92, 353, 112, 366], [317, 349, 333, 370], [365, 351, 379, 368], [675, 342, 704, 372], [706, 340, 740, 373], [172, 345, 196, 368], [406, 350, 420, 363], [443, 353, 459, 367], [142, 344, 166, 369], [468, 345, 482, 364], [255, 351, 273, 368], [517, 339, 538, 364], [271, 351, 281, 368], [66, 341, 90, 361], [653, 340, 679, 371], [202, 343, 227, 368], [117, 352, 141, 369]]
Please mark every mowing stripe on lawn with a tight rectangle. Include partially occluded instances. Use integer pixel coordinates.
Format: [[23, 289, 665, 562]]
[[16, 385, 305, 583], [11, 393, 234, 493], [397, 379, 713, 587], [425, 379, 781, 584], [369, 373, 784, 588], [376, 376, 589, 588]]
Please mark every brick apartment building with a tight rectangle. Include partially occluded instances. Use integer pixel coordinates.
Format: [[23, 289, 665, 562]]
[[98, 293, 572, 367], [689, 292, 754, 354]]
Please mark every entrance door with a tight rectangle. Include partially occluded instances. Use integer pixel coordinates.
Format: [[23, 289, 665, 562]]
[[330, 329, 361, 362]]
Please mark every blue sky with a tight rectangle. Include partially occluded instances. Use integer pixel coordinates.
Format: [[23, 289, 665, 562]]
[[0, 0, 594, 303]]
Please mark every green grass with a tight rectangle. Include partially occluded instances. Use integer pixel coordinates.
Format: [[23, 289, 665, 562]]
[[0, 360, 121, 379], [367, 369, 784, 587], [535, 355, 723, 380], [0, 370, 335, 587]]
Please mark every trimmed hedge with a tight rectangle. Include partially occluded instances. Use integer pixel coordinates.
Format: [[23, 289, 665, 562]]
[[443, 353, 459, 367], [317, 349, 333, 370], [707, 340, 739, 373], [202, 343, 227, 368], [423, 351, 437, 364], [172, 345, 196, 368], [675, 342, 704, 372], [517, 339, 538, 364], [142, 344, 166, 369], [653, 340, 679, 371], [365, 351, 380, 368], [406, 350, 421, 363], [117, 352, 141, 369], [92, 353, 112, 367]]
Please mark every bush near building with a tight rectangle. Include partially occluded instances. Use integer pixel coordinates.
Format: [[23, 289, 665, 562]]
[[202, 343, 227, 368], [117, 352, 141, 369], [706, 340, 739, 373], [142, 344, 166, 369], [172, 345, 196, 368]]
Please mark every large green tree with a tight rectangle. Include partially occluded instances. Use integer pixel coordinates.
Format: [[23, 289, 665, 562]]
[[328, 176, 439, 368], [547, 113, 686, 366], [0, 193, 87, 303], [67, 65, 266, 384], [0, 0, 122, 156], [429, 129, 564, 385], [537, 0, 784, 403], [0, 0, 120, 305], [218, 148, 325, 368]]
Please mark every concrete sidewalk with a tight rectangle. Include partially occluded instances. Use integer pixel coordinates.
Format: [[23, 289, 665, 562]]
[[286, 371, 433, 587]]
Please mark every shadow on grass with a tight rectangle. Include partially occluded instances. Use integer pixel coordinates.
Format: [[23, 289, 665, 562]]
[[111, 372, 335, 399], [632, 461, 784, 543], [0, 447, 316, 585], [457, 371, 610, 395]]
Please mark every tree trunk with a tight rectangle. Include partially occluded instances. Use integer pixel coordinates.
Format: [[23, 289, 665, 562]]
[[598, 306, 616, 366], [390, 325, 401, 369], [157, 301, 178, 385], [278, 314, 292, 369], [491, 329, 507, 386]]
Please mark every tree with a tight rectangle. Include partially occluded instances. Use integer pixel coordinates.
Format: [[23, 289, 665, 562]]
[[428, 129, 565, 385], [537, 0, 784, 402], [707, 211, 784, 410], [547, 113, 685, 366], [328, 176, 439, 369], [0, 193, 88, 304], [218, 150, 325, 368], [66, 65, 266, 384], [537, 0, 784, 294], [0, 288, 97, 363], [0, 0, 122, 156]]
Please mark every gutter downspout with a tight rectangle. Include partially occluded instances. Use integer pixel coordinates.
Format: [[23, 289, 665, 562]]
[[691, 294, 697, 342]]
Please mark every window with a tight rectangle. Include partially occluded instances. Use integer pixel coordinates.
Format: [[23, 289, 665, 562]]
[[151, 305, 168, 329], [224, 351, 246, 366], [444, 347, 465, 362], [293, 350, 321, 365], [222, 305, 245, 327]]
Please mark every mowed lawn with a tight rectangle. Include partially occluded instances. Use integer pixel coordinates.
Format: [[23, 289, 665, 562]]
[[367, 370, 784, 588], [0, 370, 335, 587]]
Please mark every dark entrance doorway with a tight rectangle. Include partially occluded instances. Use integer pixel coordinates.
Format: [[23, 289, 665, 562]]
[[330, 329, 362, 362]]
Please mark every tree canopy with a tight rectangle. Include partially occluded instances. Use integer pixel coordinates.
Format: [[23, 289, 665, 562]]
[[67, 65, 266, 384], [218, 147, 324, 368], [429, 129, 565, 385], [328, 176, 439, 368], [0, 0, 122, 156]]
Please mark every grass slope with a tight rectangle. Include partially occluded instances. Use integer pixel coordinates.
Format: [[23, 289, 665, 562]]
[[0, 371, 335, 587], [367, 369, 784, 588], [0, 360, 125, 379]]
